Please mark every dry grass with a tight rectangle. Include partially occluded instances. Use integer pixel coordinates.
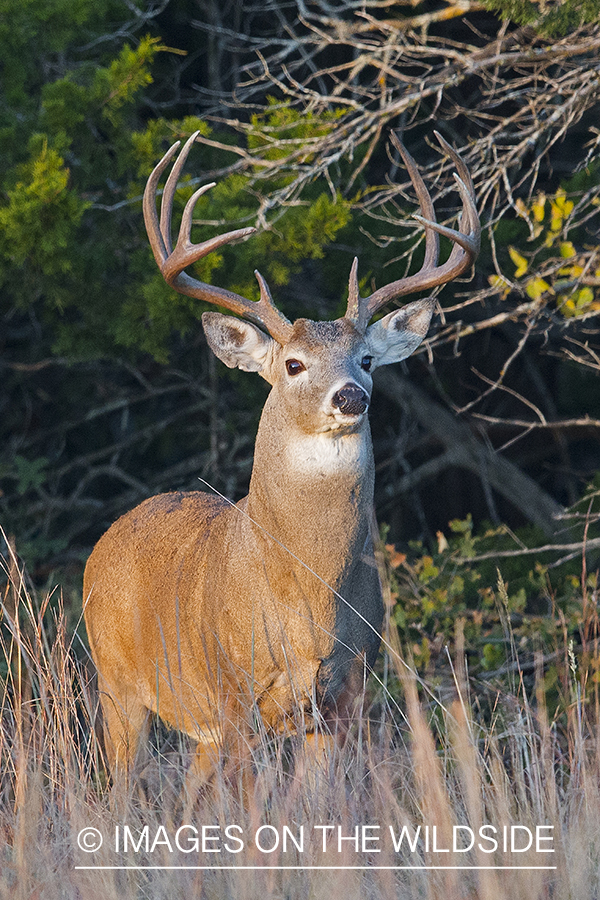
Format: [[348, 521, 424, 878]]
[[1, 544, 598, 900]]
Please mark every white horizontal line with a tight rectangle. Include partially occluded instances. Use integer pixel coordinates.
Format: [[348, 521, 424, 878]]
[[75, 865, 557, 871]]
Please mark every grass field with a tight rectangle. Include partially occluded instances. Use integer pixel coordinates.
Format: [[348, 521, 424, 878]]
[[1, 538, 598, 900]]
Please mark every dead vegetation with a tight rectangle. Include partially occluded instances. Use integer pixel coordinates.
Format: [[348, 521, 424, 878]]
[[1, 533, 599, 899]]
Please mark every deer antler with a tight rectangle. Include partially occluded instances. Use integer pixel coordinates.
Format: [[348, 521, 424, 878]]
[[145, 131, 478, 344], [345, 132, 480, 333], [143, 131, 294, 344]]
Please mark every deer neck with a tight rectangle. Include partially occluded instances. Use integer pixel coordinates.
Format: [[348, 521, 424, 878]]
[[245, 392, 375, 588]]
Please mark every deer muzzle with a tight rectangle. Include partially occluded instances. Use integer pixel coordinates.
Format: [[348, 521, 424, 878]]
[[331, 383, 369, 416]]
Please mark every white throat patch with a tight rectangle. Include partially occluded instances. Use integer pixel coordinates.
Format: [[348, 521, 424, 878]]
[[287, 430, 368, 476]]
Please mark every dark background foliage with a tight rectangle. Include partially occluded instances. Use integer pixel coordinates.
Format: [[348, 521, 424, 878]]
[[1, 0, 599, 605]]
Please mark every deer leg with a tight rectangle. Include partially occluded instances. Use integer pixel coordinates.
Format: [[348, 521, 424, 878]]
[[304, 730, 336, 762], [98, 685, 150, 781], [177, 737, 221, 818], [189, 737, 220, 783], [183, 701, 257, 810], [294, 728, 336, 790], [319, 652, 369, 736]]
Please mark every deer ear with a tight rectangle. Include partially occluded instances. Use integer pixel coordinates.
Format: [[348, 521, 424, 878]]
[[202, 312, 275, 377], [365, 298, 435, 368]]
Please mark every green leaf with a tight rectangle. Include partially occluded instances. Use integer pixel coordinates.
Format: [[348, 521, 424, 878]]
[[13, 455, 49, 495]]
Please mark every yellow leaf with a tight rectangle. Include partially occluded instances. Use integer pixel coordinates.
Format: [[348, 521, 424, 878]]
[[550, 190, 574, 231], [558, 199, 574, 218], [526, 277, 551, 300], [575, 287, 594, 306], [515, 198, 528, 216], [509, 246, 528, 278], [559, 241, 576, 258], [558, 264, 583, 278], [532, 193, 546, 222], [488, 274, 510, 296], [560, 289, 596, 317]]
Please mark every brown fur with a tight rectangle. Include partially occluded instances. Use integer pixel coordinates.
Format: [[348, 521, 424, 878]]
[[84, 311, 434, 778], [89, 131, 479, 781]]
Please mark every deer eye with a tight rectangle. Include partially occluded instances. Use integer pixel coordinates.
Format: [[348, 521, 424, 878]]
[[285, 358, 305, 376], [360, 355, 373, 372]]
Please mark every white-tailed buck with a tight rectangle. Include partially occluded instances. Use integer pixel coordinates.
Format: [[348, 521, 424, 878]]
[[84, 131, 479, 780]]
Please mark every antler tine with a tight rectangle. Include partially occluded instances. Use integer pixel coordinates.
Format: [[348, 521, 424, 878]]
[[412, 175, 479, 255], [143, 133, 294, 345], [159, 131, 200, 257], [412, 131, 479, 256], [143, 141, 181, 267], [434, 130, 475, 199], [345, 257, 361, 322], [353, 133, 480, 325], [389, 131, 440, 271]]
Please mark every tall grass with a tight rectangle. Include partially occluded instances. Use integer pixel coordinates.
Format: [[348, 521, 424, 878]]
[[1, 541, 598, 899]]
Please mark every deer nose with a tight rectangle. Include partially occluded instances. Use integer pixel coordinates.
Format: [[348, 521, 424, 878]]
[[331, 383, 369, 415]]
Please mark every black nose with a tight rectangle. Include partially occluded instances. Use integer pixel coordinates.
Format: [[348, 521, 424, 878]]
[[332, 383, 368, 416]]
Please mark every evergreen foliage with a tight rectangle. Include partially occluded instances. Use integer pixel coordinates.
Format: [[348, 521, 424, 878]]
[[0, 0, 599, 578], [0, 12, 352, 363], [483, 0, 600, 37]]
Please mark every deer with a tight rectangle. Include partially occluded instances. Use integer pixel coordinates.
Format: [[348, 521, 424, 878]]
[[83, 130, 479, 784]]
